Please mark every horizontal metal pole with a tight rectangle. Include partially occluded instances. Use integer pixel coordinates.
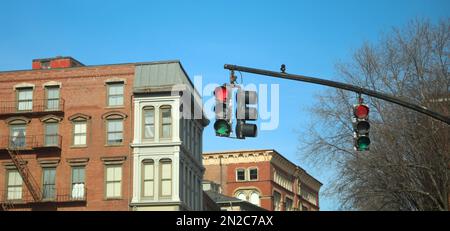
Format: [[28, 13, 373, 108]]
[[224, 64, 450, 125]]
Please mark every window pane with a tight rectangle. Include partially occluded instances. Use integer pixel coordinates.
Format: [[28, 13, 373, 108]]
[[74, 122, 86, 133], [237, 192, 246, 201], [45, 123, 58, 134], [160, 107, 171, 138], [114, 167, 122, 181], [8, 171, 20, 185], [108, 83, 124, 106], [43, 168, 56, 199], [113, 182, 121, 197], [237, 169, 245, 181], [72, 167, 85, 183], [250, 192, 260, 205], [162, 125, 171, 138], [249, 169, 258, 180], [74, 135, 86, 145], [108, 133, 123, 144], [162, 111, 171, 123], [47, 87, 60, 98], [144, 163, 154, 180], [18, 89, 33, 100], [108, 120, 123, 132], [161, 162, 171, 179], [106, 167, 115, 181], [143, 181, 154, 197], [108, 96, 123, 106], [144, 110, 154, 124], [109, 84, 123, 95], [161, 180, 172, 196], [106, 182, 114, 198], [144, 125, 154, 139]]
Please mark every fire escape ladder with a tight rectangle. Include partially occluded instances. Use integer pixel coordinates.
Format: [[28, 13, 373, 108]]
[[6, 147, 42, 202]]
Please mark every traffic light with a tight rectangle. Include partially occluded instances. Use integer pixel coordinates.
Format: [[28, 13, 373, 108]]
[[353, 104, 370, 151], [214, 85, 232, 137], [235, 89, 258, 139]]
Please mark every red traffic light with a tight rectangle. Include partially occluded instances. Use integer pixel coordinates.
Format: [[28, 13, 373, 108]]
[[354, 104, 369, 119], [214, 86, 229, 103]]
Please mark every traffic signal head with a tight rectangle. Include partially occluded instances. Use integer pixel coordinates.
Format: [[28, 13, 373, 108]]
[[236, 90, 258, 120], [353, 104, 370, 151], [235, 89, 258, 139], [214, 85, 232, 137]]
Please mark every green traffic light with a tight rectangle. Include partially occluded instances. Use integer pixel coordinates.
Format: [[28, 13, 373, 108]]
[[357, 136, 370, 151], [214, 120, 230, 136]]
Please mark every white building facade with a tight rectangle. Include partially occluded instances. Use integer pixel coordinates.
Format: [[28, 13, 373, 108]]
[[129, 61, 207, 211]]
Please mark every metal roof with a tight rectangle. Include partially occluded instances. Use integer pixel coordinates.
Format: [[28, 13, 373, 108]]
[[133, 60, 193, 92]]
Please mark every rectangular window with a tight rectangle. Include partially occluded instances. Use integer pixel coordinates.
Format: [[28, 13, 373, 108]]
[[249, 168, 258, 181], [107, 119, 123, 145], [107, 83, 124, 107], [10, 124, 26, 148], [142, 161, 154, 198], [17, 88, 33, 111], [160, 160, 172, 197], [143, 107, 155, 140], [105, 165, 122, 199], [73, 121, 87, 146], [42, 168, 56, 200], [71, 167, 85, 199], [273, 191, 281, 211], [45, 86, 60, 110], [285, 197, 293, 211], [44, 122, 58, 146], [236, 169, 246, 181], [160, 106, 172, 139], [7, 170, 23, 200]]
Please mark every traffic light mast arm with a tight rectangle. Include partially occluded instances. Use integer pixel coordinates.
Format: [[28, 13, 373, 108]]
[[224, 64, 450, 125]]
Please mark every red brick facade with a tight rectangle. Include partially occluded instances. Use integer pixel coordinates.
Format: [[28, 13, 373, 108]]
[[0, 57, 135, 210], [203, 149, 322, 211]]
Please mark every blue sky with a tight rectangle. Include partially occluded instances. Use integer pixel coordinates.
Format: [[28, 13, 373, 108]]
[[1, 0, 448, 210]]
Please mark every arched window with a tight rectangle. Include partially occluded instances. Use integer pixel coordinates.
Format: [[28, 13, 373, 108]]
[[142, 160, 154, 198], [142, 106, 155, 140], [102, 112, 127, 145], [69, 114, 91, 147], [8, 118, 28, 148], [236, 192, 246, 201], [159, 159, 172, 197], [160, 106, 172, 139], [249, 191, 260, 206]]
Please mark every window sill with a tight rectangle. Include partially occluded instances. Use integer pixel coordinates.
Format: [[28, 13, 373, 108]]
[[70, 145, 88, 149], [104, 144, 124, 147], [104, 198, 123, 201], [105, 106, 125, 109]]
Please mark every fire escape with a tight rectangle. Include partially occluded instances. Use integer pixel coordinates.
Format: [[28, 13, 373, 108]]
[[0, 98, 65, 211], [1, 143, 43, 211]]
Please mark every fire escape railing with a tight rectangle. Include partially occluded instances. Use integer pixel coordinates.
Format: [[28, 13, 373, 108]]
[[0, 98, 64, 115], [6, 142, 42, 203]]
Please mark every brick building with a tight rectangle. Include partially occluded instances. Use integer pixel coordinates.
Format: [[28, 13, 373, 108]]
[[203, 149, 322, 211], [0, 56, 208, 211]]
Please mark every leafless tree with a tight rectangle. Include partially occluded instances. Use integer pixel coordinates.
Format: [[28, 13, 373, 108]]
[[299, 19, 449, 211]]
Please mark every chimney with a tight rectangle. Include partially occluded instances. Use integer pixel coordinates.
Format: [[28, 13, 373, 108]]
[[32, 56, 84, 70]]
